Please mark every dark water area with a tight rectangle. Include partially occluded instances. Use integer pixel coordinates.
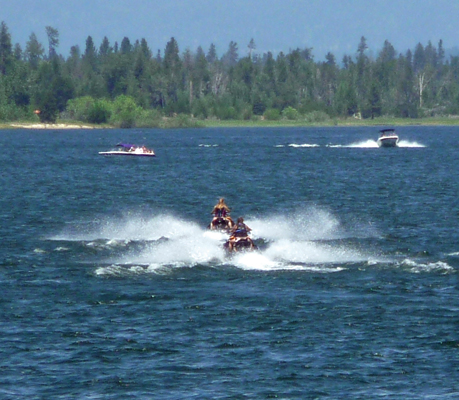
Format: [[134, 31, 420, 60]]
[[1, 126, 459, 399]]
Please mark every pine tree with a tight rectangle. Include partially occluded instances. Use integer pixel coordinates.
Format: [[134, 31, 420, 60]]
[[413, 43, 425, 73], [99, 37, 112, 57], [223, 41, 238, 67], [25, 33, 44, 69], [206, 43, 217, 64], [163, 37, 180, 73], [139, 38, 152, 60], [0, 21, 13, 75], [248, 38, 256, 59], [45, 26, 59, 58], [438, 39, 445, 65], [163, 37, 182, 109], [83, 36, 97, 69], [35, 57, 74, 122], [120, 37, 132, 54]]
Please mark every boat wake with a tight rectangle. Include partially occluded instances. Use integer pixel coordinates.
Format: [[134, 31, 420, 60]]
[[278, 140, 425, 148], [287, 143, 320, 148], [340, 139, 425, 148], [275, 143, 320, 148], [48, 207, 449, 275], [339, 140, 379, 148], [47, 207, 387, 275], [397, 140, 425, 147]]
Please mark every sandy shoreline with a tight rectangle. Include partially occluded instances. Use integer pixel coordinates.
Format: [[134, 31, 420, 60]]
[[9, 123, 97, 129], [5, 117, 459, 130]]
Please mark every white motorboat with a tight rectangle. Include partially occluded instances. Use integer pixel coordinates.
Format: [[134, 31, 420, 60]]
[[377, 129, 399, 148], [99, 143, 156, 157]]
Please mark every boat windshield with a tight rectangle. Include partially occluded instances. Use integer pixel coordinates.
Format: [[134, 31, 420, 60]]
[[379, 129, 396, 137]]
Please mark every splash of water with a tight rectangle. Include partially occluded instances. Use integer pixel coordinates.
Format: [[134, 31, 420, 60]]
[[397, 140, 425, 148], [399, 259, 453, 273], [249, 208, 344, 242], [334, 139, 426, 148], [288, 143, 320, 148], [343, 140, 379, 148], [57, 207, 382, 274], [277, 140, 425, 149], [52, 213, 195, 242]]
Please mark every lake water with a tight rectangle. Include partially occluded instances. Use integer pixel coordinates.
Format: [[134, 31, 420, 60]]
[[1, 126, 459, 399]]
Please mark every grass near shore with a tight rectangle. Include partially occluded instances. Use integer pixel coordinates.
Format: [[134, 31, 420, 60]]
[[3, 116, 459, 130], [202, 116, 459, 128]]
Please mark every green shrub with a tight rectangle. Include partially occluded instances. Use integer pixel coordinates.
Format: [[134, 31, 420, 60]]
[[162, 114, 204, 128], [37, 91, 59, 123], [66, 96, 95, 121], [264, 108, 281, 121], [191, 97, 213, 119], [136, 109, 162, 128], [282, 106, 299, 120], [216, 105, 238, 120], [66, 96, 111, 124], [241, 105, 253, 120], [87, 99, 111, 124], [0, 102, 31, 121], [109, 95, 141, 128], [304, 110, 331, 123]]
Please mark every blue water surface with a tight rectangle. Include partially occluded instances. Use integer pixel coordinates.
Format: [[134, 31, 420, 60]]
[[1, 126, 459, 399]]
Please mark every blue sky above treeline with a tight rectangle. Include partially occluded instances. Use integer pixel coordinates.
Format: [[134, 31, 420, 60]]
[[3, 0, 459, 61]]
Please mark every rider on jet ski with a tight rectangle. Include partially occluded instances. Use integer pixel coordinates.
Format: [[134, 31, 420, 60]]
[[228, 217, 255, 251], [210, 198, 234, 230]]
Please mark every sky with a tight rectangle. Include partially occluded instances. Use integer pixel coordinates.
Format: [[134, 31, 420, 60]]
[[2, 0, 459, 61]]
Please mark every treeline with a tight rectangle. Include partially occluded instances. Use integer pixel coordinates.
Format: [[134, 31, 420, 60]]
[[1, 21, 458, 126]]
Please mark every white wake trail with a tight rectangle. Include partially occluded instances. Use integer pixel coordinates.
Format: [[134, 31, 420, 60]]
[[54, 208, 383, 273]]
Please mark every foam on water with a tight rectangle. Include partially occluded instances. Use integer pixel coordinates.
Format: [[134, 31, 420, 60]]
[[249, 208, 344, 242], [119, 227, 227, 267], [52, 213, 196, 242], [331, 139, 425, 148], [275, 140, 425, 149], [399, 258, 453, 273], [227, 239, 360, 272], [397, 140, 425, 148], [343, 140, 379, 148], [55, 207, 386, 274], [288, 143, 320, 148]]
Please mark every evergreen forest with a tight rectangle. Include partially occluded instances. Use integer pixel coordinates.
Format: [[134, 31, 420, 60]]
[[1, 21, 458, 127]]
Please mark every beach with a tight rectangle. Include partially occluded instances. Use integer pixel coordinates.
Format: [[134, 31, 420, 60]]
[[9, 123, 97, 129]]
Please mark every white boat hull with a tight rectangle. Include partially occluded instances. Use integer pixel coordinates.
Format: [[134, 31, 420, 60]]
[[377, 136, 399, 148], [99, 150, 155, 157]]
